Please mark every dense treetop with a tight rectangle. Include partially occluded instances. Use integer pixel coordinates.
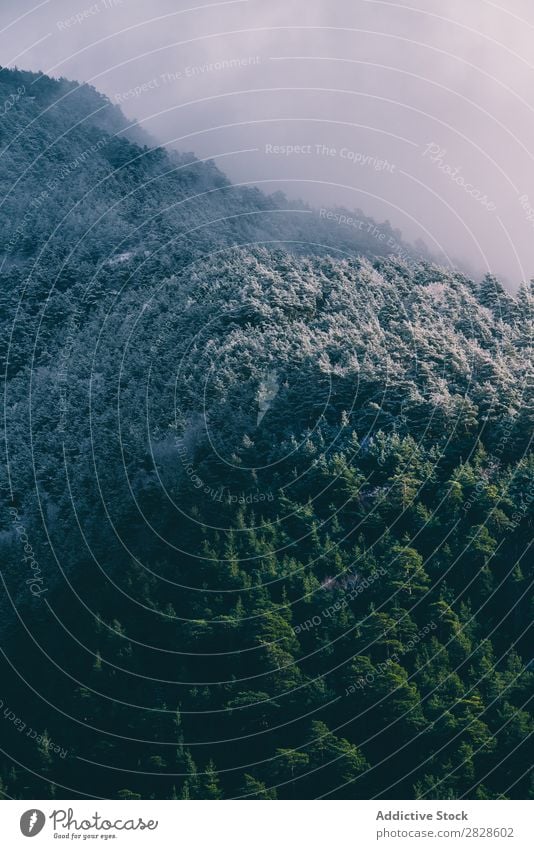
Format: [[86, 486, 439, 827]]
[[0, 67, 532, 801]]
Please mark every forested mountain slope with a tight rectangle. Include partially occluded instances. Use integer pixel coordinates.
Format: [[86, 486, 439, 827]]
[[0, 68, 532, 801], [0, 66, 421, 283]]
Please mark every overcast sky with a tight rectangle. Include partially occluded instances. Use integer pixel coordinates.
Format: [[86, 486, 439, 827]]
[[2, 0, 534, 285]]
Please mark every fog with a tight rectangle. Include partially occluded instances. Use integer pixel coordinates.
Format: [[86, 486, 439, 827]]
[[2, 0, 534, 285]]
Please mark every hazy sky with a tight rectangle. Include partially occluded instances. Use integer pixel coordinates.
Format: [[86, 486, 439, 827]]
[[2, 0, 534, 285]]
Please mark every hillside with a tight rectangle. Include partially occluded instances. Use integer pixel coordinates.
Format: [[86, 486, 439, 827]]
[[0, 68, 532, 802], [0, 66, 422, 277]]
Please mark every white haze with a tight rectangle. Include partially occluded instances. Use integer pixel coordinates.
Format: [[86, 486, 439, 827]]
[[2, 0, 534, 286]]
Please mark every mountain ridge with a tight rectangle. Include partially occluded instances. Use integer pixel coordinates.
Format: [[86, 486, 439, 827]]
[[0, 65, 532, 803]]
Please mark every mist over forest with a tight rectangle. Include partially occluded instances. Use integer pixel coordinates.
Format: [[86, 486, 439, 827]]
[[2, 0, 534, 283], [0, 1, 532, 806]]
